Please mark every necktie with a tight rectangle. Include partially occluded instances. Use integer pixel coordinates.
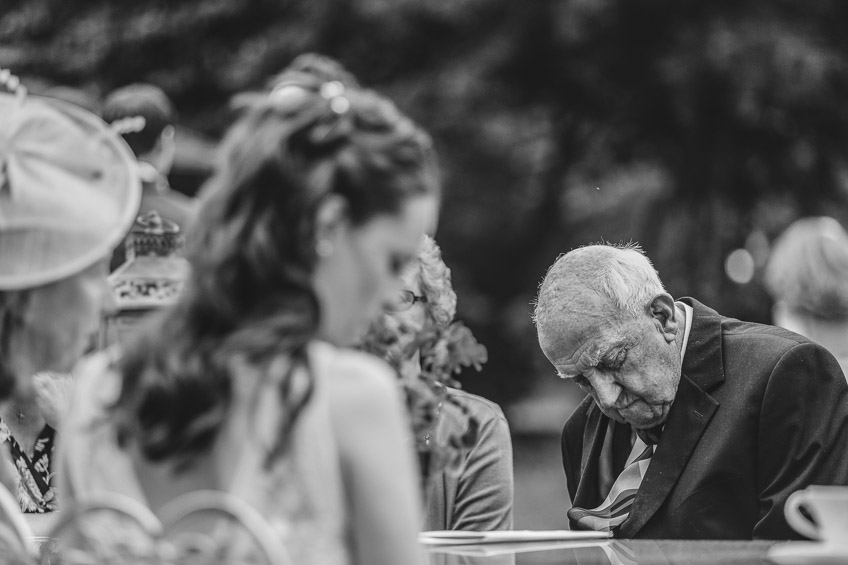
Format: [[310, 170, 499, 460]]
[[568, 426, 660, 532], [635, 425, 663, 446]]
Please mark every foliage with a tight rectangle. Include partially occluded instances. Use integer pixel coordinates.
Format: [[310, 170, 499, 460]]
[[358, 317, 487, 486], [5, 0, 848, 405]]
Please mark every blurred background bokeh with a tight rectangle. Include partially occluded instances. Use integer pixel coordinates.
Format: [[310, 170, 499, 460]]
[[5, 0, 848, 529]]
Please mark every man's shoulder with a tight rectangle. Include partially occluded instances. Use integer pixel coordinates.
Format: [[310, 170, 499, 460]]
[[708, 313, 843, 387], [686, 296, 815, 358], [720, 317, 812, 352], [722, 319, 841, 377]]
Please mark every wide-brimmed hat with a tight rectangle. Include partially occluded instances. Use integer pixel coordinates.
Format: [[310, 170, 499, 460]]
[[0, 90, 141, 290]]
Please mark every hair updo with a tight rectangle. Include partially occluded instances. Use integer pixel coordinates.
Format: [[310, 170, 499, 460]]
[[113, 54, 440, 469]]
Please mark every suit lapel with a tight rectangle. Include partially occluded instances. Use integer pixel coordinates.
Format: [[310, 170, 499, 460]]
[[617, 374, 718, 537], [571, 403, 609, 510], [617, 298, 725, 538]]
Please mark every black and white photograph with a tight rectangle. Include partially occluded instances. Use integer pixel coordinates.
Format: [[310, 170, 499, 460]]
[[2, 1, 848, 563]]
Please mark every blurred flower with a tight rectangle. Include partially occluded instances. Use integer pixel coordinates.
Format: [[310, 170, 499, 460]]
[[358, 318, 488, 488]]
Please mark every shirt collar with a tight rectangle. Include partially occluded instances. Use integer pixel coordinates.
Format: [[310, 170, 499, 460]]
[[678, 301, 694, 362]]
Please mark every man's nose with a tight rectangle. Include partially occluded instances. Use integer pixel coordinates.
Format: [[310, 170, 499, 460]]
[[590, 375, 621, 410]]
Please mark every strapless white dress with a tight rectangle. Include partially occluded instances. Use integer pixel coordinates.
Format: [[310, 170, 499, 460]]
[[59, 342, 352, 565]]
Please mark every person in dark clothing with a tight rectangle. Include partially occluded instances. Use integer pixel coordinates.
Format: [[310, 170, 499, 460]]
[[101, 83, 196, 270], [534, 243, 848, 540]]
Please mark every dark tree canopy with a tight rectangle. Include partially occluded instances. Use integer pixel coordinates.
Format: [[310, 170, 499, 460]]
[[5, 0, 848, 403]]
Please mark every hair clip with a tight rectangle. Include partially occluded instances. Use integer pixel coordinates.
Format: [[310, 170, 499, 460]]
[[0, 68, 27, 105], [320, 81, 350, 114], [110, 116, 147, 135]]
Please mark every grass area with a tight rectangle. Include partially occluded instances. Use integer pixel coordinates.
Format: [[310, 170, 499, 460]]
[[512, 433, 571, 530]]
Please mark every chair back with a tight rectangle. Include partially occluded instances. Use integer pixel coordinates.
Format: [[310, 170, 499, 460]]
[[0, 482, 37, 563], [45, 490, 290, 565], [44, 492, 163, 564], [159, 490, 292, 565]]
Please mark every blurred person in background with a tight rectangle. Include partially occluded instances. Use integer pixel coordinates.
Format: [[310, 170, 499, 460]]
[[59, 54, 440, 565], [42, 85, 101, 115], [0, 78, 140, 532], [101, 83, 195, 270], [765, 216, 848, 376], [362, 235, 514, 532]]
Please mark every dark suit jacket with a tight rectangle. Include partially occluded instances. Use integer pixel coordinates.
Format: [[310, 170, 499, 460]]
[[561, 297, 848, 540]]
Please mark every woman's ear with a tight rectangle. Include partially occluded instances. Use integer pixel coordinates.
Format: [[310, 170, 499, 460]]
[[314, 194, 349, 255]]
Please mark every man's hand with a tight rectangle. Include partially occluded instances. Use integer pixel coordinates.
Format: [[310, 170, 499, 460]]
[[33, 373, 74, 430]]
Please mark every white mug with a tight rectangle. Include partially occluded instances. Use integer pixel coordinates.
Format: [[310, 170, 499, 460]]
[[785, 486, 848, 545]]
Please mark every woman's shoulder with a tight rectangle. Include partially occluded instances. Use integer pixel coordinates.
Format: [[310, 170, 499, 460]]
[[444, 387, 506, 422], [308, 341, 403, 414], [61, 350, 141, 503], [440, 387, 509, 437], [309, 341, 397, 390], [67, 349, 124, 429]]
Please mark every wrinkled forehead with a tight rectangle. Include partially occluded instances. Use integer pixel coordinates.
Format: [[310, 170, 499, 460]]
[[539, 313, 618, 360], [537, 285, 611, 328], [536, 292, 629, 358]]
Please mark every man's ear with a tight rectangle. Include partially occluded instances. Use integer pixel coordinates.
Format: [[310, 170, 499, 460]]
[[314, 194, 349, 249], [649, 293, 678, 343]]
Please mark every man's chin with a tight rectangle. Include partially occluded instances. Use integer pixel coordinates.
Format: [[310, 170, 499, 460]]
[[599, 404, 668, 429], [599, 409, 629, 425], [626, 410, 669, 430], [607, 404, 668, 429]]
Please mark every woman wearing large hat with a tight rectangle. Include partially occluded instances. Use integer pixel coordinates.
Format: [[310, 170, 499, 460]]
[[0, 78, 140, 532]]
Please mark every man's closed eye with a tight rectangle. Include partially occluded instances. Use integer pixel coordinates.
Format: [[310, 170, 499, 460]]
[[598, 348, 628, 372], [572, 374, 591, 389]]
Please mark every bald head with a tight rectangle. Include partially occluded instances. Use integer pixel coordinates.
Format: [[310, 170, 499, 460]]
[[534, 243, 667, 336], [533, 244, 683, 429]]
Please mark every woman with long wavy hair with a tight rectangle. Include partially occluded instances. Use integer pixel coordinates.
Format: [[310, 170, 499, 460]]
[[58, 55, 440, 565]]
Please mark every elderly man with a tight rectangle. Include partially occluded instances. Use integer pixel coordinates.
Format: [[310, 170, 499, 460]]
[[534, 243, 848, 540]]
